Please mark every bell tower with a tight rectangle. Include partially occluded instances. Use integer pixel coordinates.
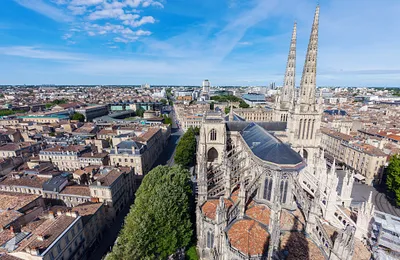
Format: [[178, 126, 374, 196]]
[[274, 21, 297, 122], [287, 5, 322, 163]]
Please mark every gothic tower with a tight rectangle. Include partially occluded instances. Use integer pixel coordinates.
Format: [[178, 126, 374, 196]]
[[274, 22, 297, 122], [287, 5, 322, 163]]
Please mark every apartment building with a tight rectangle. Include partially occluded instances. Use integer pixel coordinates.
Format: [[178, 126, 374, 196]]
[[39, 145, 90, 171], [75, 105, 109, 122], [90, 167, 136, 221], [8, 211, 85, 260], [0, 142, 42, 159], [109, 128, 163, 175], [321, 127, 387, 185], [233, 107, 274, 122]]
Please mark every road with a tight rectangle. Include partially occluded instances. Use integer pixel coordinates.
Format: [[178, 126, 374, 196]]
[[90, 108, 183, 260], [339, 169, 400, 217]]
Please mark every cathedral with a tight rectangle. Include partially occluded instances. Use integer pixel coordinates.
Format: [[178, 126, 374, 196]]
[[196, 6, 373, 260]]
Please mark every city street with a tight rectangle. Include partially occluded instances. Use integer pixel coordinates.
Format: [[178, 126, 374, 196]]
[[90, 108, 183, 260]]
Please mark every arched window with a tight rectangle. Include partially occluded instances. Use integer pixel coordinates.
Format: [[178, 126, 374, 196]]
[[209, 129, 217, 141], [280, 179, 289, 203], [206, 230, 214, 248], [207, 148, 218, 162], [263, 177, 273, 201]]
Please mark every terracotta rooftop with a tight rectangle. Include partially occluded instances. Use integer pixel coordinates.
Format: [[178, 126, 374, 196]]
[[0, 175, 47, 189], [17, 214, 77, 254], [0, 192, 40, 211], [280, 209, 305, 231], [0, 210, 23, 228], [280, 232, 325, 260], [201, 199, 233, 220], [0, 143, 31, 152], [353, 238, 372, 260], [73, 166, 100, 176], [42, 145, 87, 153], [72, 203, 102, 217], [0, 230, 15, 248], [321, 127, 354, 142], [94, 169, 127, 187], [246, 204, 271, 226], [80, 152, 108, 159], [60, 185, 91, 197], [227, 219, 269, 256]]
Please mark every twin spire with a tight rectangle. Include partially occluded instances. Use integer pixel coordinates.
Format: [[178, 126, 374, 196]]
[[280, 5, 320, 109]]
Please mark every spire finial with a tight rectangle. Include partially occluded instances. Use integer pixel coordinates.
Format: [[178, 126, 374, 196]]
[[280, 21, 297, 108], [299, 5, 320, 107]]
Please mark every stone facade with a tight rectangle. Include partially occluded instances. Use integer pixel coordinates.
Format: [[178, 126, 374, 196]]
[[196, 6, 373, 260]]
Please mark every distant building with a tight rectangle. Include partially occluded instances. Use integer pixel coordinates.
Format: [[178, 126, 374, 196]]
[[242, 93, 266, 106], [76, 105, 109, 122]]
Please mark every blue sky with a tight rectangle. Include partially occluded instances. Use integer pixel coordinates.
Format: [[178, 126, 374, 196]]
[[0, 0, 399, 86]]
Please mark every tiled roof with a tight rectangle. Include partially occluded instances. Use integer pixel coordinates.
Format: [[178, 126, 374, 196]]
[[245, 204, 271, 226], [0, 192, 40, 211], [280, 209, 305, 231], [17, 215, 76, 254], [43, 145, 87, 153], [280, 232, 325, 260], [227, 219, 269, 256], [201, 199, 233, 220], [60, 185, 91, 197], [94, 169, 125, 187], [72, 203, 102, 216], [0, 175, 47, 189], [353, 238, 372, 260], [80, 152, 108, 158], [0, 210, 23, 228], [321, 127, 354, 142]]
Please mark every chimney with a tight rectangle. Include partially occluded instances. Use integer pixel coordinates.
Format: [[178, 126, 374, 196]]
[[71, 211, 79, 218], [48, 211, 55, 219], [114, 145, 118, 154], [37, 235, 45, 241]]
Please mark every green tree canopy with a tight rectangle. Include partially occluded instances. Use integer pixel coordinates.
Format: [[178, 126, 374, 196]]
[[163, 115, 173, 125], [135, 107, 145, 117], [210, 102, 215, 110], [71, 112, 85, 122], [386, 154, 400, 205], [107, 165, 193, 260], [174, 128, 197, 168], [160, 99, 168, 105]]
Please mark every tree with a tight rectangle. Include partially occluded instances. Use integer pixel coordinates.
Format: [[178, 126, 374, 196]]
[[163, 115, 172, 125], [160, 99, 167, 105], [210, 102, 215, 110], [386, 154, 400, 206], [107, 166, 193, 260], [174, 128, 197, 168], [136, 107, 145, 118], [225, 106, 230, 114], [239, 100, 250, 108], [71, 112, 85, 122]]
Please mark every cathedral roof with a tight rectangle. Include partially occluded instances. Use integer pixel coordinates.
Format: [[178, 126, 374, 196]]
[[240, 123, 304, 170], [201, 199, 233, 220], [279, 232, 326, 260], [225, 121, 287, 132], [227, 219, 270, 256]]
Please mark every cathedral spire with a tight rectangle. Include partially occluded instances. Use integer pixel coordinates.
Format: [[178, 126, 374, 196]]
[[299, 5, 319, 107], [281, 21, 297, 106]]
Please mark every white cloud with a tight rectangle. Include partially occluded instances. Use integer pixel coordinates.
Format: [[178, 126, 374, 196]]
[[0, 46, 87, 61], [48, 0, 160, 43], [14, 0, 73, 22], [67, 5, 87, 15], [124, 16, 155, 27], [88, 8, 125, 20]]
